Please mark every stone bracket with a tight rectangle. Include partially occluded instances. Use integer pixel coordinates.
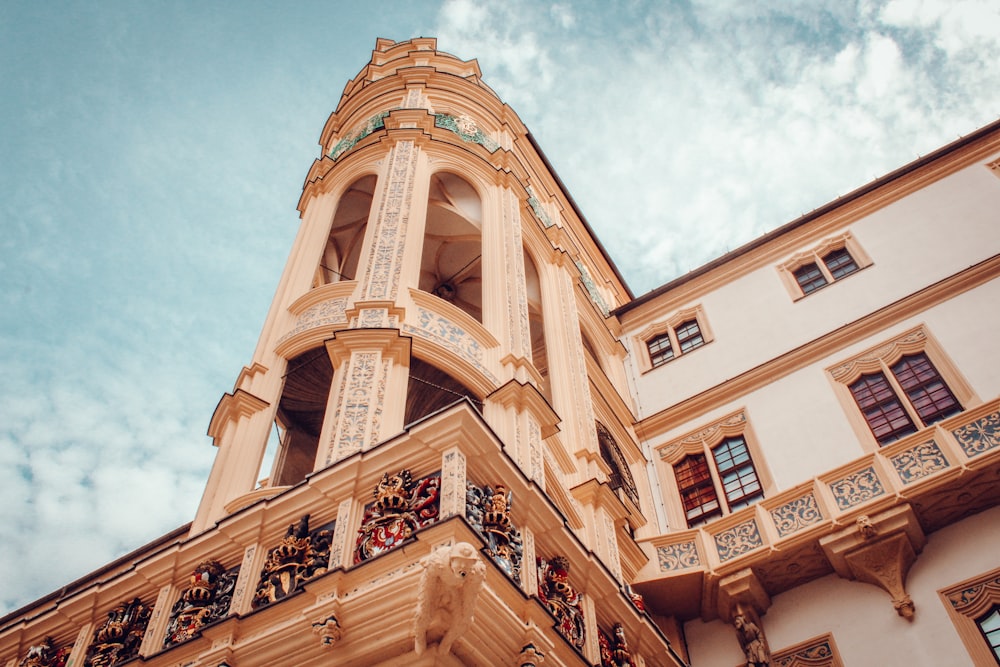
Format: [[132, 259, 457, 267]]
[[819, 504, 926, 619]]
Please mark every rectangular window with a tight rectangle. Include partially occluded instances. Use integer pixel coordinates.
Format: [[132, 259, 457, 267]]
[[823, 247, 859, 280], [676, 319, 705, 353], [641, 307, 712, 371], [794, 262, 828, 294], [711, 436, 763, 510], [674, 454, 721, 525], [849, 352, 961, 445], [646, 333, 675, 368], [978, 607, 1000, 664]]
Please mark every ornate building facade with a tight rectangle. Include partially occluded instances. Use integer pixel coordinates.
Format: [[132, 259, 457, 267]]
[[3, 38, 999, 667]]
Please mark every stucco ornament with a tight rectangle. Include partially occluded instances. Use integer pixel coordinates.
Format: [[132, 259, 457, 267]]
[[312, 615, 342, 648], [413, 541, 486, 657], [733, 613, 770, 667]]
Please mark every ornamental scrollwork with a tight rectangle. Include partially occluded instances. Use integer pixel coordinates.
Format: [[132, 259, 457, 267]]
[[537, 556, 585, 650], [829, 467, 885, 510], [770, 493, 822, 537], [890, 440, 949, 483], [354, 470, 441, 563], [84, 597, 152, 667], [656, 541, 700, 571], [18, 637, 70, 667], [164, 559, 240, 646], [952, 409, 1000, 458], [251, 515, 334, 609], [713, 519, 763, 562], [466, 482, 523, 584]]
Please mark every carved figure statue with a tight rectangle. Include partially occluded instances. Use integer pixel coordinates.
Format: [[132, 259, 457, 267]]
[[19, 636, 69, 667], [733, 614, 770, 667], [413, 542, 486, 657]]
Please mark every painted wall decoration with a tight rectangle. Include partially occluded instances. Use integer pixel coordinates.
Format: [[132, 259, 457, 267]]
[[251, 515, 335, 609], [84, 598, 152, 667], [466, 482, 524, 584], [598, 623, 635, 667], [17, 637, 70, 667], [163, 560, 240, 647], [536, 556, 586, 650], [829, 466, 885, 511], [952, 408, 1000, 457], [434, 113, 500, 152], [354, 470, 441, 563], [328, 111, 391, 161]]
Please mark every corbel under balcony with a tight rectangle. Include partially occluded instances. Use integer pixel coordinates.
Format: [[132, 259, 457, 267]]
[[818, 504, 925, 619]]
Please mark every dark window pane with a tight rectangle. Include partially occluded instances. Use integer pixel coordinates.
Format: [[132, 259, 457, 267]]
[[891, 353, 961, 425], [675, 454, 721, 526], [675, 319, 705, 353], [647, 333, 674, 368], [976, 606, 1000, 664], [793, 262, 828, 294], [711, 436, 763, 509], [823, 247, 859, 280], [849, 372, 917, 445]]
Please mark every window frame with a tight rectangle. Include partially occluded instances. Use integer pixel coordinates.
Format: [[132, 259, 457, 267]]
[[778, 231, 872, 300], [656, 409, 771, 529], [828, 325, 977, 451], [636, 305, 713, 372], [940, 567, 1000, 666]]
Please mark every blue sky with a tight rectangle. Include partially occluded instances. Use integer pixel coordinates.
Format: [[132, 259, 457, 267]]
[[2, 0, 999, 615]]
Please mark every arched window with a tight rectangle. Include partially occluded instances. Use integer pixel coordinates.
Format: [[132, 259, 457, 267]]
[[524, 249, 550, 398], [596, 422, 639, 507], [405, 356, 482, 425], [419, 173, 483, 321], [315, 175, 376, 286], [270, 348, 333, 485]]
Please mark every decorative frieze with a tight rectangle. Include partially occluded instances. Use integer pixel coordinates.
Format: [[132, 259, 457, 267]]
[[84, 598, 153, 667], [526, 186, 554, 228], [276, 297, 348, 347], [537, 556, 586, 650], [770, 493, 823, 537], [434, 113, 499, 152], [164, 560, 240, 647], [828, 466, 885, 510], [17, 637, 70, 667], [889, 440, 949, 483], [655, 540, 699, 574], [354, 470, 441, 563], [251, 515, 335, 609], [575, 260, 610, 317], [328, 111, 391, 161], [952, 408, 1000, 457], [713, 519, 764, 562], [598, 623, 635, 667], [466, 482, 524, 584]]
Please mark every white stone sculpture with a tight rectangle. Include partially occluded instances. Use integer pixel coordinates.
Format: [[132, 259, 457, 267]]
[[413, 541, 487, 657]]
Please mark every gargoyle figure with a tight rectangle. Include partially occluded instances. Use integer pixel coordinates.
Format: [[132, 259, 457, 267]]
[[413, 542, 486, 657]]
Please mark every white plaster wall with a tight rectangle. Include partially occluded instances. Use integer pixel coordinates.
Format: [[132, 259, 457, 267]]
[[626, 156, 1000, 417], [684, 505, 1000, 667]]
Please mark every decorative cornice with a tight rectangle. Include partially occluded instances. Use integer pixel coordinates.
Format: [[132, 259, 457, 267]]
[[207, 390, 270, 444]]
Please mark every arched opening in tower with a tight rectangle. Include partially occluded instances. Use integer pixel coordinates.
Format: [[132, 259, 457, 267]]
[[419, 172, 483, 322], [405, 356, 483, 426], [524, 248, 550, 401], [315, 174, 376, 286], [270, 348, 332, 486]]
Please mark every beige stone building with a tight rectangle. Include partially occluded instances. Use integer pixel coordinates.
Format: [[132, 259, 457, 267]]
[[3, 38, 999, 667]]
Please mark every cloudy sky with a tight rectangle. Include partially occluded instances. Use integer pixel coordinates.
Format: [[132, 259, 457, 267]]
[[2, 0, 999, 615]]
